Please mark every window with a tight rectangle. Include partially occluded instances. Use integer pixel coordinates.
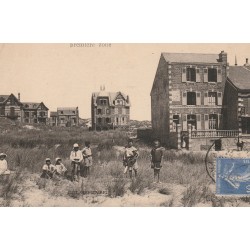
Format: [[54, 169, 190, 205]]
[[97, 109, 102, 115], [0, 107, 5, 115], [106, 109, 110, 114], [72, 111, 75, 114], [24, 112, 29, 118], [187, 92, 196, 105], [99, 99, 107, 105], [208, 92, 217, 105], [173, 115, 180, 131], [106, 117, 111, 123], [208, 68, 217, 82], [40, 112, 45, 117], [122, 117, 125, 123], [186, 67, 196, 82], [116, 117, 118, 124], [60, 111, 63, 114], [97, 118, 102, 124], [209, 114, 218, 130], [118, 108, 122, 114], [187, 114, 196, 129], [10, 107, 15, 117]]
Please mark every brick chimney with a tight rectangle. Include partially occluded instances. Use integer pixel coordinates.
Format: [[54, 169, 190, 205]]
[[18, 93, 20, 101], [218, 50, 227, 64]]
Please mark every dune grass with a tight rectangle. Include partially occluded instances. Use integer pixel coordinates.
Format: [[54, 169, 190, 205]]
[[0, 125, 233, 206]]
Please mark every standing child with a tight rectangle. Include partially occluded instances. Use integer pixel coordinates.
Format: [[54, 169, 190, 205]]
[[54, 158, 67, 177], [150, 139, 164, 183], [70, 143, 83, 181], [123, 139, 139, 178], [41, 158, 56, 179], [82, 141, 92, 177], [0, 153, 10, 175]]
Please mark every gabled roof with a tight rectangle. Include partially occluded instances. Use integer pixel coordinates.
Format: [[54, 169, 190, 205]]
[[92, 91, 130, 106], [162, 52, 220, 64], [228, 66, 250, 90], [57, 107, 78, 115], [22, 102, 49, 110], [0, 95, 9, 103]]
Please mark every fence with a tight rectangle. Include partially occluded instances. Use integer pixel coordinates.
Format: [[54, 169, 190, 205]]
[[191, 130, 239, 138]]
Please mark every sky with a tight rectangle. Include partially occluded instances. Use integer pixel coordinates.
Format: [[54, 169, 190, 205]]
[[1, 43, 250, 121]]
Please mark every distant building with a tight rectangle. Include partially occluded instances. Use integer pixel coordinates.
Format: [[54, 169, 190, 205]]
[[22, 102, 49, 124], [49, 111, 58, 126], [55, 107, 79, 127], [0, 93, 23, 122], [0, 93, 49, 124], [91, 87, 130, 130]]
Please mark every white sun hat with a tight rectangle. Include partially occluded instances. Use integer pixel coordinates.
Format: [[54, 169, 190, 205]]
[[45, 158, 51, 162], [0, 153, 7, 157], [73, 143, 79, 148]]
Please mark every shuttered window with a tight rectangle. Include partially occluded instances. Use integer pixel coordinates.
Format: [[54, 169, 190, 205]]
[[182, 92, 187, 105], [196, 92, 201, 105], [182, 68, 187, 82], [217, 92, 222, 105], [203, 68, 208, 82], [217, 68, 222, 82], [196, 114, 201, 130], [196, 68, 201, 82], [204, 114, 209, 130]]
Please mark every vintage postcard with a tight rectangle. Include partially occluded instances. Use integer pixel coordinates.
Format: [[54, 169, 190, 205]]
[[2, 43, 250, 207]]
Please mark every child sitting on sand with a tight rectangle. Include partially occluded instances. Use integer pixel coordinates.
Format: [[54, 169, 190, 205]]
[[54, 158, 67, 177], [41, 158, 56, 179], [0, 153, 10, 175]]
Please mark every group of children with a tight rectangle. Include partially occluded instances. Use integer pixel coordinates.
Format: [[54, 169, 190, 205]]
[[0, 138, 165, 184], [40, 141, 93, 181], [122, 138, 164, 183]]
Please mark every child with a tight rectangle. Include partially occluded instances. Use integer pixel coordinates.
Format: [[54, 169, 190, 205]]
[[70, 143, 83, 181], [81, 141, 92, 177], [123, 139, 139, 178], [54, 158, 67, 177], [0, 153, 10, 175], [41, 158, 56, 179], [150, 139, 164, 183]]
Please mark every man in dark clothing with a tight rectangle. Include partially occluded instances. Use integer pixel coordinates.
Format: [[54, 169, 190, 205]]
[[150, 139, 164, 183]]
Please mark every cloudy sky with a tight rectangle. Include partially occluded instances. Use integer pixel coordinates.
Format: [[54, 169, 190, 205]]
[[1, 43, 250, 120]]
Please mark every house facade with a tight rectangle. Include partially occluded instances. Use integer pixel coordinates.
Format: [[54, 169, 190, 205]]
[[151, 51, 228, 146], [0, 93, 23, 122], [55, 107, 79, 127], [223, 63, 250, 135], [91, 88, 130, 130], [22, 102, 49, 124]]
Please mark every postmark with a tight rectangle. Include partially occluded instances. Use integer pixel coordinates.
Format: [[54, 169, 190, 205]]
[[216, 158, 250, 195]]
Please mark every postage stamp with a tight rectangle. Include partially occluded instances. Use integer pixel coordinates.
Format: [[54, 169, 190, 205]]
[[216, 158, 250, 195]]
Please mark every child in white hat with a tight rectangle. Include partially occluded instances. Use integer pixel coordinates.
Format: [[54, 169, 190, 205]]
[[0, 153, 10, 175], [70, 143, 83, 181]]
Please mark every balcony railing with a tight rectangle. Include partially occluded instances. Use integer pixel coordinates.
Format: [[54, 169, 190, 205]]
[[191, 130, 239, 138]]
